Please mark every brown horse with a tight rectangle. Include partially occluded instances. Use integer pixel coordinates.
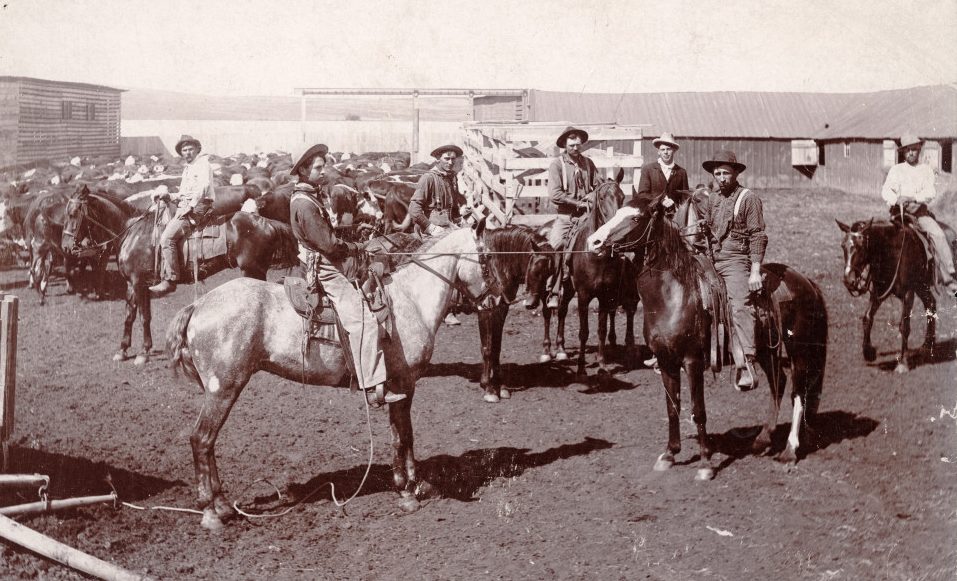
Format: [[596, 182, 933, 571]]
[[836, 218, 955, 373], [532, 170, 639, 379], [588, 194, 828, 475], [164, 223, 543, 529]]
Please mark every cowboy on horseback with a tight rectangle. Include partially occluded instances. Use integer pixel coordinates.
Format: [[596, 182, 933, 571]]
[[149, 135, 215, 296], [703, 151, 767, 391], [881, 134, 957, 296], [288, 143, 406, 406], [545, 127, 601, 309]]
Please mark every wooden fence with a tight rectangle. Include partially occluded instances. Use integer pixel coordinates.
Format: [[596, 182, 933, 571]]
[[461, 122, 645, 225], [1, 294, 18, 472]]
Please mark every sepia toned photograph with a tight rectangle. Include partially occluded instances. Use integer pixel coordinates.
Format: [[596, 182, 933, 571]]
[[0, 1, 955, 579]]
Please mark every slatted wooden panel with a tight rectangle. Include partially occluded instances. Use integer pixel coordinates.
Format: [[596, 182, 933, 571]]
[[0, 82, 20, 169]]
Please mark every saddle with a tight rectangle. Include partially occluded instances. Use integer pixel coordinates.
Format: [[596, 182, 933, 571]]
[[152, 207, 229, 283], [892, 211, 935, 264]]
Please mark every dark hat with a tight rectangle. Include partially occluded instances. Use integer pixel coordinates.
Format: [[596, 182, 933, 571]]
[[556, 127, 589, 148], [430, 144, 464, 159], [174, 135, 201, 156], [290, 143, 330, 176], [702, 150, 747, 174]]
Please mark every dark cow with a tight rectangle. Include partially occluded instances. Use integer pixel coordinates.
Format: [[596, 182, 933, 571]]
[[366, 179, 417, 233]]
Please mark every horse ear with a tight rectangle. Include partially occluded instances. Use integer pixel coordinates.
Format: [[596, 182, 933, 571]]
[[78, 183, 90, 198], [836, 220, 850, 233], [614, 167, 624, 185], [473, 215, 487, 237], [866, 217, 874, 230]]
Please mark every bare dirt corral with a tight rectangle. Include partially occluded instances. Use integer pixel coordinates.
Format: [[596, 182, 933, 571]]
[[0, 188, 955, 581]]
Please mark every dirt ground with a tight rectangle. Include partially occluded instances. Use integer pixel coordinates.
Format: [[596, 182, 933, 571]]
[[0, 188, 955, 581]]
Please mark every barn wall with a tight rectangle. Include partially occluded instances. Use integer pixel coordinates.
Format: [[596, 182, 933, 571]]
[[16, 79, 120, 165], [0, 80, 20, 169], [472, 96, 525, 122]]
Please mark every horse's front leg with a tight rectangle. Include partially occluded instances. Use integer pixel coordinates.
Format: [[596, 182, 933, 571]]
[[895, 291, 915, 373], [607, 304, 618, 350], [135, 284, 153, 366], [861, 296, 882, 362], [595, 303, 610, 377], [478, 305, 509, 402], [624, 307, 636, 365], [576, 295, 591, 377], [389, 391, 428, 512], [113, 282, 138, 362], [554, 284, 573, 361], [685, 357, 714, 480], [191, 384, 243, 531], [540, 305, 554, 362], [654, 358, 683, 472]]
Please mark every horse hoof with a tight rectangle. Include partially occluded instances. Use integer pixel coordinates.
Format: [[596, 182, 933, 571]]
[[499, 388, 511, 400], [894, 362, 908, 374], [775, 448, 798, 466], [112, 351, 129, 362], [653, 453, 674, 472], [201, 510, 225, 532], [133, 354, 149, 366], [483, 393, 500, 403], [863, 346, 877, 362], [414, 480, 434, 499], [538, 353, 552, 363], [398, 494, 420, 513], [695, 467, 715, 481], [554, 351, 568, 361]]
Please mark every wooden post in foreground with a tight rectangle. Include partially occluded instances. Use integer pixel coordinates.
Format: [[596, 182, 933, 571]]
[[0, 293, 18, 472]]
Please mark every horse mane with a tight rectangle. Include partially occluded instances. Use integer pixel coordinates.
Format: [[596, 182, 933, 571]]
[[483, 225, 550, 287], [645, 209, 701, 288], [88, 190, 139, 221]]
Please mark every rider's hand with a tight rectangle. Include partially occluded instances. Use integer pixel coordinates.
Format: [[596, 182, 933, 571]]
[[426, 223, 446, 236], [748, 263, 763, 293]]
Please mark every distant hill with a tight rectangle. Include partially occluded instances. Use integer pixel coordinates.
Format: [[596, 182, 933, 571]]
[[122, 88, 471, 121]]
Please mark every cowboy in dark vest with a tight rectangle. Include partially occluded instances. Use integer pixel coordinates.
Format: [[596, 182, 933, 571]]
[[703, 151, 767, 391], [149, 135, 215, 296], [545, 127, 600, 309], [288, 143, 405, 406]]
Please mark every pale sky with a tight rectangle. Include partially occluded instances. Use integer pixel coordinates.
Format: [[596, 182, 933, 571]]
[[0, 0, 954, 96]]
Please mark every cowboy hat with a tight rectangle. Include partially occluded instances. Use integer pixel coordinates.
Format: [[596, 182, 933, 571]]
[[702, 150, 747, 174], [290, 143, 329, 176], [556, 127, 589, 148], [898, 135, 924, 150], [652, 132, 680, 150], [430, 144, 464, 159], [174, 135, 202, 156]]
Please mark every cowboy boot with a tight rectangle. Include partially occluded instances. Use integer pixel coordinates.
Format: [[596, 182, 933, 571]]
[[148, 279, 177, 296]]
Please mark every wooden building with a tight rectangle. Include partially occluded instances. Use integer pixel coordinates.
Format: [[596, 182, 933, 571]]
[[0, 76, 122, 170], [473, 86, 957, 196]]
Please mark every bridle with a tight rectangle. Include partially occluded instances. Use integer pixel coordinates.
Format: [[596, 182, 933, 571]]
[[843, 223, 905, 300], [62, 193, 139, 258]]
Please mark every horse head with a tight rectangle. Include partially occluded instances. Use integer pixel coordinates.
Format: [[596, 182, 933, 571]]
[[586, 187, 664, 257], [836, 218, 874, 296], [588, 168, 626, 231], [62, 183, 93, 255], [522, 236, 555, 310]]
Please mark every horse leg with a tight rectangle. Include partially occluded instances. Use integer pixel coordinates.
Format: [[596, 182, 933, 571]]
[[915, 285, 937, 358], [607, 305, 618, 351], [490, 304, 509, 399], [540, 306, 554, 363], [753, 351, 786, 456], [479, 305, 508, 403], [389, 391, 427, 512], [114, 282, 137, 362], [861, 296, 881, 362], [191, 383, 244, 531], [595, 303, 610, 378], [686, 357, 714, 480], [895, 291, 915, 374], [576, 295, 590, 377], [624, 307, 636, 366], [554, 299, 569, 362], [654, 359, 682, 472], [135, 284, 153, 366], [777, 352, 807, 465]]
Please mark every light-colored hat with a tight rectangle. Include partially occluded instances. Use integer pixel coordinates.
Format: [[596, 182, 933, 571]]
[[652, 132, 680, 150], [898, 135, 923, 150]]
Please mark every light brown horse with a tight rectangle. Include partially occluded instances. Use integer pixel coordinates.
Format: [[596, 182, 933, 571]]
[[165, 223, 550, 530]]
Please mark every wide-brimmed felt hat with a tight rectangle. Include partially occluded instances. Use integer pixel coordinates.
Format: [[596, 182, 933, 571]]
[[652, 132, 680, 150], [702, 150, 747, 174], [174, 135, 202, 156], [430, 144, 464, 159], [556, 127, 589, 148], [290, 143, 330, 176], [898, 134, 924, 150]]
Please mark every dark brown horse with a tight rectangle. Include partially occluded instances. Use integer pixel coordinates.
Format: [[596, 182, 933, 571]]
[[224, 211, 299, 280], [589, 195, 828, 475], [836, 218, 955, 373], [22, 188, 74, 304], [534, 170, 639, 379]]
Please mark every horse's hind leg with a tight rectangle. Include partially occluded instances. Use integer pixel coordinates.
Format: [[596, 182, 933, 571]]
[[576, 295, 591, 377], [134, 284, 153, 366], [540, 306, 554, 362], [654, 360, 683, 472], [753, 352, 787, 457], [389, 391, 428, 512], [861, 297, 881, 362], [192, 382, 245, 531], [685, 357, 714, 480], [895, 291, 915, 374], [915, 286, 937, 357], [114, 283, 138, 362]]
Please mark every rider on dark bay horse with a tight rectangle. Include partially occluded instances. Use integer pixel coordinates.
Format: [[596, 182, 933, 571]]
[[289, 143, 406, 406], [545, 126, 601, 309], [881, 134, 957, 296], [149, 134, 215, 296], [703, 150, 767, 391]]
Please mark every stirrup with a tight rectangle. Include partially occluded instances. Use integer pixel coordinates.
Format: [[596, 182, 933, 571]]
[[365, 384, 406, 406], [735, 358, 759, 392]]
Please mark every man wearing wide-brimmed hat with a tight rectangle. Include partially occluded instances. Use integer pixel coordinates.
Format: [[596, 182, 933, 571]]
[[288, 143, 406, 406], [149, 134, 215, 296], [703, 150, 767, 391], [544, 126, 601, 309], [881, 135, 957, 294]]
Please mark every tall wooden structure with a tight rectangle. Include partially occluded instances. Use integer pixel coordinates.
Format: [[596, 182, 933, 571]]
[[0, 77, 122, 170]]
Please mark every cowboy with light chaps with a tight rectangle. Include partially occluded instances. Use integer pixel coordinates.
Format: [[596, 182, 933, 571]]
[[703, 150, 767, 391], [545, 126, 600, 309], [289, 143, 406, 405], [149, 134, 215, 296], [881, 134, 957, 296]]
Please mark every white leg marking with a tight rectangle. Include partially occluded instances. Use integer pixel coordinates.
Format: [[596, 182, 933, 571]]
[[788, 395, 804, 452]]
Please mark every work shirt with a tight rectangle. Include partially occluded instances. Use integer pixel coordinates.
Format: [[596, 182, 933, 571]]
[[881, 162, 937, 207], [547, 153, 600, 214], [409, 168, 466, 230], [289, 182, 359, 272], [707, 184, 768, 263], [173, 154, 215, 213]]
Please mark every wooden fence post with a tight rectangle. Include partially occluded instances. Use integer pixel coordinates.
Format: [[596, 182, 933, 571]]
[[1, 293, 18, 472]]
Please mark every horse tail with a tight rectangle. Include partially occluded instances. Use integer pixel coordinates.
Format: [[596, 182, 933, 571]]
[[166, 303, 201, 389]]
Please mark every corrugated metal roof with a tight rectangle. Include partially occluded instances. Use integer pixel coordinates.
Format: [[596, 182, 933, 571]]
[[527, 86, 957, 139]]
